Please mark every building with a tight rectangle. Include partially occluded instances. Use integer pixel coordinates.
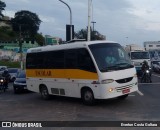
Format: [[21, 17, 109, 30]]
[[0, 41, 39, 53], [45, 35, 60, 45], [125, 44, 144, 53], [144, 41, 160, 51], [0, 16, 12, 28], [0, 41, 39, 61]]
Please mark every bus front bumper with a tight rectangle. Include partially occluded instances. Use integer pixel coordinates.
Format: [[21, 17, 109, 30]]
[[96, 82, 138, 99]]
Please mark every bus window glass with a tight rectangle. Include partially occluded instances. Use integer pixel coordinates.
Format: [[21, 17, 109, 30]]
[[89, 43, 133, 72], [77, 49, 96, 72], [26, 53, 38, 69], [65, 49, 77, 69], [46, 51, 65, 69]]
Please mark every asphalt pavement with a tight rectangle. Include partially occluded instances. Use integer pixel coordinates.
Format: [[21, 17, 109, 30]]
[[0, 72, 160, 129]]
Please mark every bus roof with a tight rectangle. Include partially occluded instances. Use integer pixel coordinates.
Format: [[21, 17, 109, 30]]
[[27, 40, 118, 53]]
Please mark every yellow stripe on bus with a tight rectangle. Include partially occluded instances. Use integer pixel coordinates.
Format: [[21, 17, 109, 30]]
[[26, 69, 98, 80]]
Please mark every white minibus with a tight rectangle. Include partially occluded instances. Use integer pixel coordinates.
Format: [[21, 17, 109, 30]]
[[26, 41, 138, 105]]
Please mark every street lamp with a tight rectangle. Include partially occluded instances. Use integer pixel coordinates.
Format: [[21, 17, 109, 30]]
[[59, 0, 72, 41], [87, 0, 92, 41], [91, 21, 96, 40], [91, 21, 96, 32]]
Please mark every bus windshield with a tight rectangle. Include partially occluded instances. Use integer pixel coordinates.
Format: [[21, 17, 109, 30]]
[[131, 52, 149, 60], [89, 43, 133, 72]]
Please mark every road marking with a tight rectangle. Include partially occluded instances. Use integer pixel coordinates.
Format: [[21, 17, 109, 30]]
[[152, 74, 160, 78], [139, 83, 160, 85], [137, 90, 144, 96], [129, 94, 135, 96]]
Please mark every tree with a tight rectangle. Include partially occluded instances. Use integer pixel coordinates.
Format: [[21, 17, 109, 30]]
[[35, 33, 45, 46], [11, 10, 41, 39], [74, 29, 87, 40], [0, 0, 6, 20], [74, 28, 106, 41]]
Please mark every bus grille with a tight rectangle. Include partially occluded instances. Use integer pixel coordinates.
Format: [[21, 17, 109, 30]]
[[115, 77, 133, 84], [116, 84, 134, 92]]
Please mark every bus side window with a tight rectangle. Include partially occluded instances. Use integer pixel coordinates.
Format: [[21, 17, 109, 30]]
[[77, 49, 96, 73], [65, 49, 77, 69], [50, 51, 64, 69], [36, 52, 45, 69], [26, 53, 37, 69]]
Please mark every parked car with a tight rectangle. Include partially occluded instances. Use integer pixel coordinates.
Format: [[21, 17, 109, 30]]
[[152, 61, 160, 73], [0, 66, 7, 75], [8, 68, 19, 82], [13, 70, 27, 94]]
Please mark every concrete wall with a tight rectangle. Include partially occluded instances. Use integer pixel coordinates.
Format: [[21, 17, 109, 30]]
[[0, 49, 26, 61]]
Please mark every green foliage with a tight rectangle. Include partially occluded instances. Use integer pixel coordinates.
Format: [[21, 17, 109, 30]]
[[0, 0, 6, 19], [11, 10, 41, 39], [0, 26, 17, 41], [0, 10, 43, 46], [35, 33, 45, 46], [74, 29, 87, 40], [75, 28, 106, 41], [0, 60, 20, 68]]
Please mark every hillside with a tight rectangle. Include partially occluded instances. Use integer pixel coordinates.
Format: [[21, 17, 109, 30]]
[[0, 26, 18, 41]]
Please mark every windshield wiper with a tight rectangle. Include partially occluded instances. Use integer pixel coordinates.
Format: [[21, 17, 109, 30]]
[[100, 66, 119, 72], [100, 63, 134, 72], [115, 63, 134, 68]]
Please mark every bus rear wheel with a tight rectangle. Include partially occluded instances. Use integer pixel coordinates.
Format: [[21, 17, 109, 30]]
[[40, 86, 50, 100], [81, 89, 95, 106]]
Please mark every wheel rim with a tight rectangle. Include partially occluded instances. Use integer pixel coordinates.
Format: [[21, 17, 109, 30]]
[[41, 88, 48, 97], [84, 91, 93, 102]]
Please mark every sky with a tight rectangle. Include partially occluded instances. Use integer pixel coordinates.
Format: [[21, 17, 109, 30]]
[[2, 0, 160, 46]]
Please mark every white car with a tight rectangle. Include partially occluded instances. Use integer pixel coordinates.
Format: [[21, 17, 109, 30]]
[[152, 61, 160, 73]]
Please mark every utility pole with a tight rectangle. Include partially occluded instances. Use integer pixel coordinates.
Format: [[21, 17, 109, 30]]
[[19, 25, 23, 70], [87, 0, 91, 41]]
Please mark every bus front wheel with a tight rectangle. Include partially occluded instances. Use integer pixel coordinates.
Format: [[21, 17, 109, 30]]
[[81, 88, 95, 106], [40, 86, 50, 100]]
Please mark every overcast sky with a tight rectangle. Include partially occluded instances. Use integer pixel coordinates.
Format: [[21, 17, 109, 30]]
[[2, 0, 160, 46]]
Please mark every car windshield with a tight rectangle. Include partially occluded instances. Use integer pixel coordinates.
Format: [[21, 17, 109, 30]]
[[17, 71, 26, 78], [152, 61, 160, 64], [131, 52, 150, 59], [89, 43, 133, 72], [8, 68, 18, 73]]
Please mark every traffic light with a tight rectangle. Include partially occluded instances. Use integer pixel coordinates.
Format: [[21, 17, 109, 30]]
[[66, 25, 74, 42]]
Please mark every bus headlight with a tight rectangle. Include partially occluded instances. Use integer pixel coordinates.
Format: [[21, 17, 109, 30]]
[[108, 88, 114, 93], [101, 79, 114, 84]]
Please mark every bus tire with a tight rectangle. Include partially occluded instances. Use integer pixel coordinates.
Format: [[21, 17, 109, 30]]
[[118, 94, 128, 100], [40, 86, 50, 100], [81, 88, 95, 106]]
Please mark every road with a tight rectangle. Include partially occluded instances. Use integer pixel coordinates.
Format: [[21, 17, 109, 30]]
[[0, 72, 160, 129]]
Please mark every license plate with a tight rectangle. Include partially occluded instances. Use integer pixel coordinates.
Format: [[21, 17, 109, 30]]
[[122, 89, 130, 94]]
